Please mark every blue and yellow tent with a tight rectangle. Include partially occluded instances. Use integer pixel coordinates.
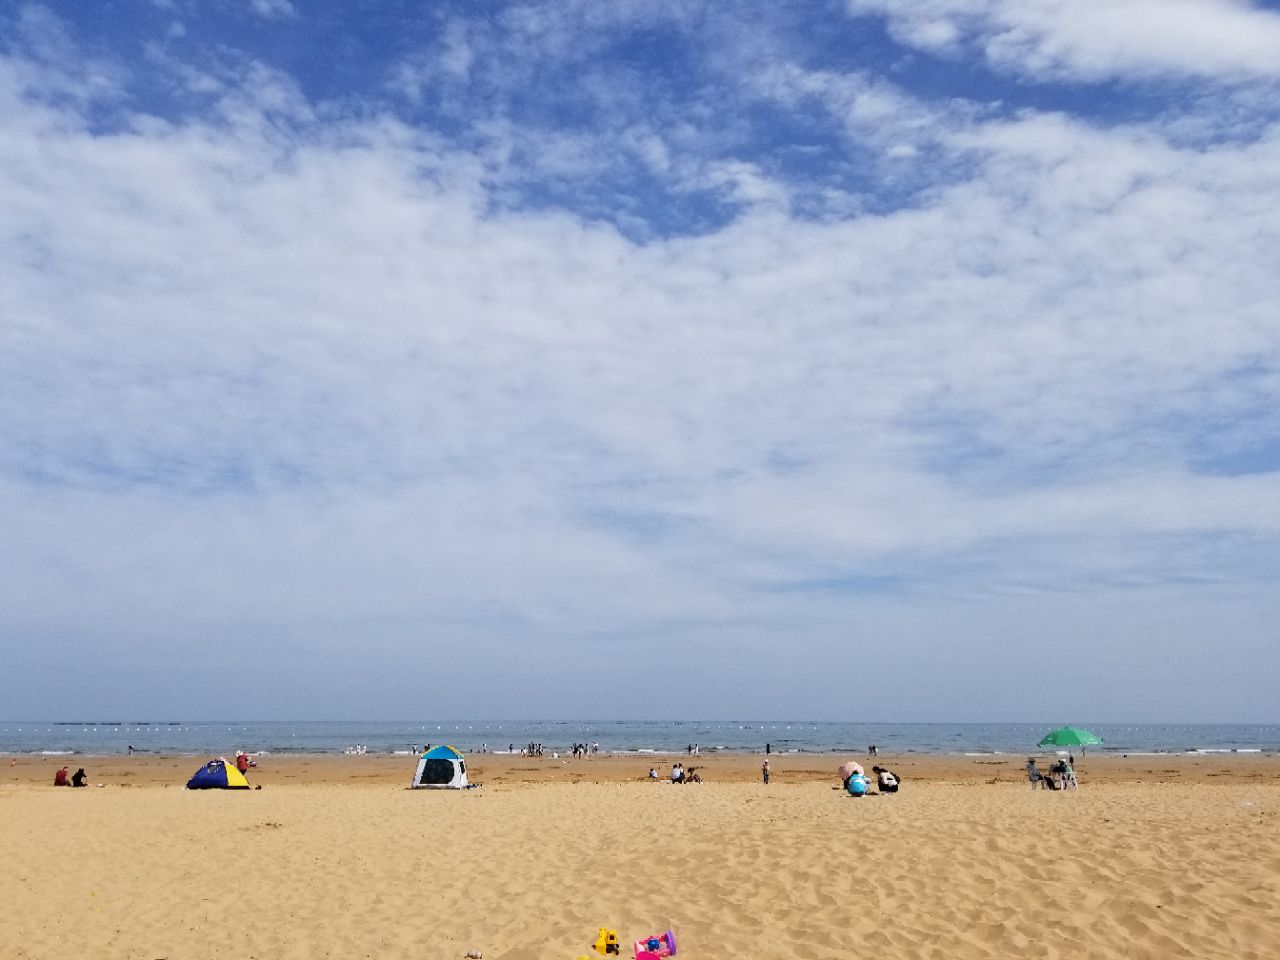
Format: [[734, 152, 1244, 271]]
[[410, 745, 470, 789], [186, 758, 250, 790]]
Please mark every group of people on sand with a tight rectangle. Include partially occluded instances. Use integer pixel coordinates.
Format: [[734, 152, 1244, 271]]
[[840, 762, 900, 796], [670, 762, 701, 783], [1026, 756, 1078, 790], [54, 766, 87, 787], [571, 742, 599, 759]]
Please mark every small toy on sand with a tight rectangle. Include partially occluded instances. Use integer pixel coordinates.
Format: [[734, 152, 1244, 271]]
[[593, 928, 620, 955], [633, 929, 677, 959]]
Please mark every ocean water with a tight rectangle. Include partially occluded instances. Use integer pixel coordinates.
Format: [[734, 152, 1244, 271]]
[[1, 720, 1276, 758]]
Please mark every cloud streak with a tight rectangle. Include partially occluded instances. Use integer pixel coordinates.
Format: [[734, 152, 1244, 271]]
[[1, 4, 1278, 719], [848, 0, 1280, 82]]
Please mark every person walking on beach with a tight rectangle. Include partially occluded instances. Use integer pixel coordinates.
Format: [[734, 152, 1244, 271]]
[[762, 759, 770, 785]]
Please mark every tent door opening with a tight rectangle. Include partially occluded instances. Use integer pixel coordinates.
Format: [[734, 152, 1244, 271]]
[[418, 759, 459, 786]]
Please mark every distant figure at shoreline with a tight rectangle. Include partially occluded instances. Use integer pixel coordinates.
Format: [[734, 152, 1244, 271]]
[[868, 744, 878, 757], [765, 742, 771, 755]]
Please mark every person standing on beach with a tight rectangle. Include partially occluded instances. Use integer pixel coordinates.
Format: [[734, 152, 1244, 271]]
[[762, 759, 770, 785]]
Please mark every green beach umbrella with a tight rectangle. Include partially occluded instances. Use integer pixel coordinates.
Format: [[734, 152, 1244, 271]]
[[1037, 726, 1103, 747]]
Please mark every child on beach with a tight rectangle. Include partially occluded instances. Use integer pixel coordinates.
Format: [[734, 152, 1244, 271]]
[[762, 759, 770, 784]]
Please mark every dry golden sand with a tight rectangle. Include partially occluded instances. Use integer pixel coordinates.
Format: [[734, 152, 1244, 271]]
[[2, 754, 1278, 960]]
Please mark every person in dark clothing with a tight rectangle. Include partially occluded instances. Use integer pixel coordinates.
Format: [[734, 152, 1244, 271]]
[[872, 765, 900, 793], [71, 768, 88, 787]]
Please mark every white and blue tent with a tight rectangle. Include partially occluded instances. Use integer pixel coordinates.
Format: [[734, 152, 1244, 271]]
[[411, 745, 470, 789]]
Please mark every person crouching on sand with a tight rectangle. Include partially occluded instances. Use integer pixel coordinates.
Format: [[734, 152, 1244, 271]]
[[872, 766, 899, 793]]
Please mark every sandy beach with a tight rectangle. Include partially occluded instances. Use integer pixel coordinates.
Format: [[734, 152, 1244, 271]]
[[2, 753, 1277, 959]]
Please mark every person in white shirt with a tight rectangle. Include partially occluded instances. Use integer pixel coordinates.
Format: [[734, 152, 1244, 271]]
[[872, 765, 900, 793]]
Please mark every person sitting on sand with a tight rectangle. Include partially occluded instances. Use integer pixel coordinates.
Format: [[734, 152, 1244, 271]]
[[872, 766, 899, 793], [71, 768, 88, 788], [671, 763, 685, 784], [649, 767, 659, 779], [685, 767, 703, 783], [54, 766, 70, 787]]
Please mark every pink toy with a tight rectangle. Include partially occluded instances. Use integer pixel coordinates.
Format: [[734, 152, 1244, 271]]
[[633, 929, 677, 959]]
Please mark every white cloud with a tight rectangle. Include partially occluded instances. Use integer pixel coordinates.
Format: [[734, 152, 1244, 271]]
[[849, 0, 1280, 81], [2, 19, 1279, 717], [248, 0, 295, 20]]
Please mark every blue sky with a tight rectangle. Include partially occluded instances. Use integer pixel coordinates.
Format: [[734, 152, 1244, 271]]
[[2, 1, 1279, 721]]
